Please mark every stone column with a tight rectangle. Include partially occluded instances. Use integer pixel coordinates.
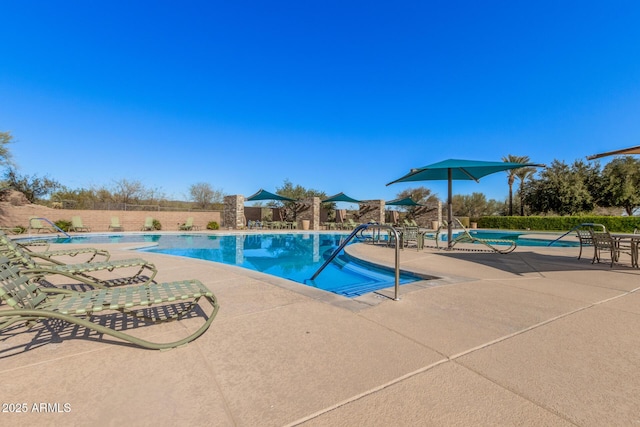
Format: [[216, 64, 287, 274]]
[[223, 195, 245, 229], [297, 197, 320, 230], [358, 200, 385, 224]]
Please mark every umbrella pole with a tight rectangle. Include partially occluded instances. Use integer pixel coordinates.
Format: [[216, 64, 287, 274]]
[[447, 168, 453, 249]]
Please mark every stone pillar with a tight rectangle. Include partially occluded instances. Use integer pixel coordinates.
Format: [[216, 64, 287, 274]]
[[413, 200, 443, 228], [297, 197, 320, 230], [223, 195, 245, 229], [358, 200, 385, 224]]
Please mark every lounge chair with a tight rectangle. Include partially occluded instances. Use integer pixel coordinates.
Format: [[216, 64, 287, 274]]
[[0, 226, 24, 235], [342, 218, 358, 230], [16, 237, 111, 264], [68, 216, 91, 232], [28, 217, 56, 234], [141, 217, 155, 231], [0, 256, 219, 350], [108, 217, 124, 231], [438, 218, 517, 254], [0, 232, 157, 288], [179, 217, 199, 231]]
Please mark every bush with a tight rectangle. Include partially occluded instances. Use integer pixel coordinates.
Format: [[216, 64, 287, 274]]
[[476, 216, 640, 233], [55, 219, 72, 232], [152, 219, 162, 230], [207, 221, 219, 230]]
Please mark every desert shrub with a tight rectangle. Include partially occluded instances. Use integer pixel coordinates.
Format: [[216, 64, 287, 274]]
[[152, 219, 162, 230], [207, 221, 219, 230], [55, 219, 72, 232], [476, 215, 640, 232]]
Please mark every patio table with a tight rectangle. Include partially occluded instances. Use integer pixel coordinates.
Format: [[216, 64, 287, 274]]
[[610, 233, 640, 268]]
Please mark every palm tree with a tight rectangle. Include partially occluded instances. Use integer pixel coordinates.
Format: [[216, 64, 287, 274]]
[[503, 155, 531, 216], [514, 165, 535, 215]]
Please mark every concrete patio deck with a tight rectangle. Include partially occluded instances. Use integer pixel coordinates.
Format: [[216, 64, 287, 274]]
[[2, 233, 639, 426]]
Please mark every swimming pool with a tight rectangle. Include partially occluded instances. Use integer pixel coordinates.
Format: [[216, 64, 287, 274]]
[[28, 233, 423, 298]]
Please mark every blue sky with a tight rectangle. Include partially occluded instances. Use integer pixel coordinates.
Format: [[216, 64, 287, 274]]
[[2, 1, 640, 205]]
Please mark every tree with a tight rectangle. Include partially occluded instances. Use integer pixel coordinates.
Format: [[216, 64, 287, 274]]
[[394, 186, 440, 218], [0, 131, 13, 167], [111, 179, 145, 204], [51, 187, 99, 209], [395, 186, 439, 207], [574, 159, 604, 206], [524, 160, 594, 215], [503, 154, 531, 216], [2, 167, 62, 203], [452, 193, 504, 217], [514, 164, 536, 216], [189, 182, 224, 209], [275, 179, 327, 221], [601, 156, 640, 216]]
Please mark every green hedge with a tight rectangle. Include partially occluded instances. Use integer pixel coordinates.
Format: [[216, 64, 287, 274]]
[[475, 216, 640, 233]]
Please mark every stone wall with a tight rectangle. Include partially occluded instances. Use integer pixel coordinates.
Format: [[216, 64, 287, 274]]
[[0, 202, 222, 232]]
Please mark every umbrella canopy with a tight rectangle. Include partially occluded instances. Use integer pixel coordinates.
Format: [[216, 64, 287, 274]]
[[322, 192, 362, 203], [246, 189, 296, 202], [387, 159, 544, 249], [386, 197, 423, 206], [587, 145, 640, 160]]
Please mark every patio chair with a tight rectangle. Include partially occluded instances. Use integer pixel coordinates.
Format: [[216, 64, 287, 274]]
[[0, 232, 157, 288], [590, 230, 635, 268], [399, 226, 423, 251], [68, 216, 91, 232], [0, 256, 219, 350], [141, 217, 155, 231], [438, 218, 517, 254], [28, 217, 56, 234], [574, 224, 605, 260], [108, 217, 124, 231]]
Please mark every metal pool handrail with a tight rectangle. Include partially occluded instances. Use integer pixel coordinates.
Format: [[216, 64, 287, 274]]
[[29, 217, 71, 239], [547, 223, 606, 246], [310, 223, 402, 301]]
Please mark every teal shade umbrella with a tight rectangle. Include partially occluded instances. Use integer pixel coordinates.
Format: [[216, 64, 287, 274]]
[[322, 193, 361, 225], [587, 145, 640, 160], [387, 159, 544, 248], [246, 189, 297, 202], [386, 197, 423, 207], [322, 192, 362, 203]]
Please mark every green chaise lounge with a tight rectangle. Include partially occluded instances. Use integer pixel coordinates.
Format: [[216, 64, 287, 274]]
[[0, 256, 219, 350], [179, 217, 200, 231], [437, 218, 517, 254], [17, 237, 111, 264], [0, 232, 157, 288], [108, 217, 124, 231], [28, 217, 56, 233], [141, 217, 154, 231], [68, 216, 91, 232]]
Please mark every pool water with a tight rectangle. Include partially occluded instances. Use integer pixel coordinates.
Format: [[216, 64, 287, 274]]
[[31, 233, 422, 298]]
